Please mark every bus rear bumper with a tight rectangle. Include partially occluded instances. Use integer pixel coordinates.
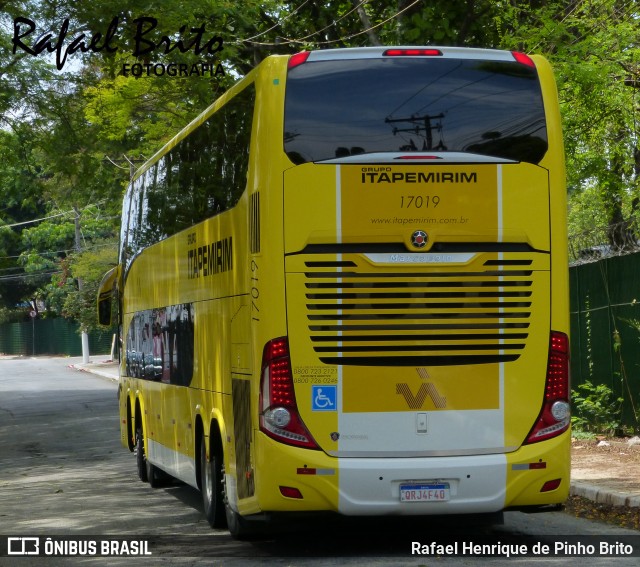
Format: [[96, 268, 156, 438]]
[[337, 434, 571, 515], [337, 453, 506, 516], [253, 433, 569, 516], [254, 434, 508, 515]]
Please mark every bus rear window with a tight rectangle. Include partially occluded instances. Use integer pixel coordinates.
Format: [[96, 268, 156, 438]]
[[284, 57, 548, 164]]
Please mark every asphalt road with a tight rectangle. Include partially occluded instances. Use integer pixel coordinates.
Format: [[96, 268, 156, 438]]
[[0, 356, 638, 566]]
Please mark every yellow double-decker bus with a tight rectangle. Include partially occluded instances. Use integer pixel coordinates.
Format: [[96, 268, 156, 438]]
[[98, 46, 570, 536]]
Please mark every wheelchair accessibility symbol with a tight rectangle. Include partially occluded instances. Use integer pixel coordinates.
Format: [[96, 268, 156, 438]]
[[312, 385, 337, 411]]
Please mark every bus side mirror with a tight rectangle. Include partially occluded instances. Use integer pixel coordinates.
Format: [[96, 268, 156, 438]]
[[97, 266, 119, 326]]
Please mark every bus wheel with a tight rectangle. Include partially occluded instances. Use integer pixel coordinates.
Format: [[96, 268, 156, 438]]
[[200, 436, 226, 528], [135, 429, 148, 483], [222, 473, 256, 539], [224, 503, 254, 539], [146, 456, 162, 488]]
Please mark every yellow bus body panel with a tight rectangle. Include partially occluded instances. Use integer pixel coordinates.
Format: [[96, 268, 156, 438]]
[[112, 50, 569, 520]]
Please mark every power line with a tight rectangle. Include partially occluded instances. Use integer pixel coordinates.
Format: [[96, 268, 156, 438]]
[[0, 200, 110, 230], [292, 0, 422, 46], [278, 0, 372, 44], [0, 270, 62, 283], [0, 241, 117, 262], [239, 0, 421, 47], [0, 210, 74, 229], [567, 0, 637, 46], [238, 0, 313, 43], [530, 0, 637, 52]]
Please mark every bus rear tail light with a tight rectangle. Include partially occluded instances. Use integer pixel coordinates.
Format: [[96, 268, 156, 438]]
[[395, 155, 442, 160], [525, 332, 570, 444], [383, 48, 443, 57], [288, 51, 311, 69], [512, 51, 535, 68], [259, 337, 320, 450]]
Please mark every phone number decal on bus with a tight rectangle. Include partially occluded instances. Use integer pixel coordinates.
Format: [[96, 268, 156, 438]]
[[294, 366, 337, 384]]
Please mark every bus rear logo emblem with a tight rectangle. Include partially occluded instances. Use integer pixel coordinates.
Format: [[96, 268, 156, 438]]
[[411, 230, 428, 248], [397, 369, 446, 409], [396, 383, 446, 409]]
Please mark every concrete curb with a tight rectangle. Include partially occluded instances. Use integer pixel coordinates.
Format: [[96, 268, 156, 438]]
[[69, 360, 119, 382], [570, 482, 640, 508]]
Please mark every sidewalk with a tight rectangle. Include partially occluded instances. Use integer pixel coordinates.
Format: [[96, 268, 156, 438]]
[[69, 354, 119, 381], [70, 358, 640, 514]]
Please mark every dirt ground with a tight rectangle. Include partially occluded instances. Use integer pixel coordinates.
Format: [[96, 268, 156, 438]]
[[571, 437, 640, 492], [567, 437, 640, 530]]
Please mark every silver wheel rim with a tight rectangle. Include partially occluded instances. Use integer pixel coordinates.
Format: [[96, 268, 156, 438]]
[[204, 450, 213, 504]]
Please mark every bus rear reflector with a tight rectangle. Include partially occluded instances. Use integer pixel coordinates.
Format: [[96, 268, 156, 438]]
[[260, 337, 320, 450], [541, 479, 562, 492], [280, 486, 303, 499], [512, 51, 535, 68], [525, 331, 570, 444], [288, 51, 311, 69], [384, 48, 443, 57]]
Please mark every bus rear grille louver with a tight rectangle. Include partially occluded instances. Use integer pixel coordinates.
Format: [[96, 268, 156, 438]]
[[304, 259, 534, 366]]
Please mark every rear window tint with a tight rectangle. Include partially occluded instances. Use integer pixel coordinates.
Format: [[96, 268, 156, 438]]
[[284, 58, 547, 164]]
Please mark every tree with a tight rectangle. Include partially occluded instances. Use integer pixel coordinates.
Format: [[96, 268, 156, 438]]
[[500, 0, 640, 253], [1, 0, 638, 328], [56, 244, 118, 332]]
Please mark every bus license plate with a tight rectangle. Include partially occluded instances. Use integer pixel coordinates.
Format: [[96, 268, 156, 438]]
[[400, 483, 450, 502]]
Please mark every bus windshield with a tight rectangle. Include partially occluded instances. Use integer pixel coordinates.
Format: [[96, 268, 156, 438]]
[[284, 57, 548, 164]]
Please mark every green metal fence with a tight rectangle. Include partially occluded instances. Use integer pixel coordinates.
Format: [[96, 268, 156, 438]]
[[0, 318, 113, 356], [570, 253, 640, 431]]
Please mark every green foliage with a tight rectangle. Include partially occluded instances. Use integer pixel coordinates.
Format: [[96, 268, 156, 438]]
[[500, 0, 640, 239], [53, 244, 118, 332], [571, 429, 597, 440], [0, 306, 30, 325], [1, 0, 639, 331], [621, 317, 640, 335], [568, 184, 614, 242], [571, 380, 624, 435]]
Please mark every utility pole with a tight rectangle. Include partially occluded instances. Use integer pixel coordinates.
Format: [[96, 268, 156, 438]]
[[74, 206, 90, 364], [385, 113, 446, 151]]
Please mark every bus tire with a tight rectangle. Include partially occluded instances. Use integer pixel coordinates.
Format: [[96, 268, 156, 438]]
[[222, 472, 257, 539], [135, 429, 148, 483], [146, 457, 162, 488], [224, 504, 255, 539], [200, 436, 226, 528]]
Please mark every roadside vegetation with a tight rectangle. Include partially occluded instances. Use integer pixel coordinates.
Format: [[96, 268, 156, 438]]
[[571, 381, 624, 439], [0, 0, 638, 333]]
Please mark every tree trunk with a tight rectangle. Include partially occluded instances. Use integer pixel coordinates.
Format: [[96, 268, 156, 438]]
[[351, 0, 381, 46]]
